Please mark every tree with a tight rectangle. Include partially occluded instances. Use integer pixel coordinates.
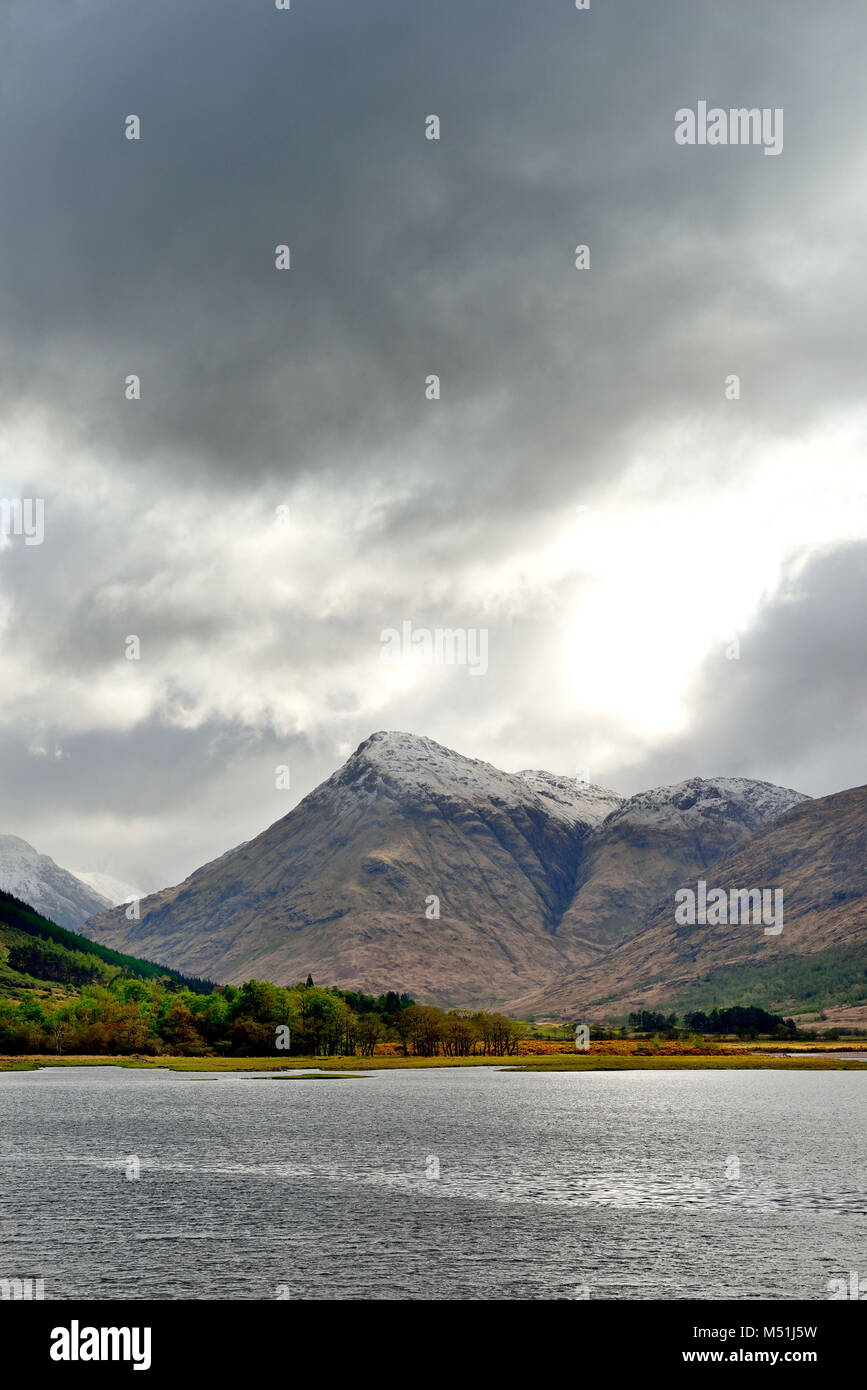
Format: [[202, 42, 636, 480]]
[[472, 1011, 523, 1055], [442, 1012, 478, 1057], [628, 1010, 671, 1034], [684, 1011, 710, 1034], [357, 1014, 384, 1056], [393, 1008, 414, 1056], [404, 1005, 444, 1057], [160, 998, 205, 1054], [488, 1012, 522, 1056]]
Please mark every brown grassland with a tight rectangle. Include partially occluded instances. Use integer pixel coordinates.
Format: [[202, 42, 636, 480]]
[[2, 1039, 865, 1073]]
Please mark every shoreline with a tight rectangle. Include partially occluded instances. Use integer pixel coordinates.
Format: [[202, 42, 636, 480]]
[[2, 1047, 866, 1074]]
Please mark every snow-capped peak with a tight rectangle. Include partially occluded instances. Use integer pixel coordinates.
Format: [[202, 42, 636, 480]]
[[0, 833, 113, 930], [346, 730, 535, 800], [332, 731, 623, 828], [606, 776, 808, 832], [336, 734, 805, 836]]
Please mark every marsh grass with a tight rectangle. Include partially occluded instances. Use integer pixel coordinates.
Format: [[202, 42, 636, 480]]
[[2, 1045, 865, 1074]]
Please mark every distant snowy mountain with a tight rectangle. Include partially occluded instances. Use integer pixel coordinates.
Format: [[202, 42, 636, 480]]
[[0, 835, 112, 931], [84, 731, 808, 1007], [71, 870, 144, 908]]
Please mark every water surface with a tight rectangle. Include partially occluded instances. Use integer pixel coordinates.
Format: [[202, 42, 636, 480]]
[[0, 1066, 863, 1299]]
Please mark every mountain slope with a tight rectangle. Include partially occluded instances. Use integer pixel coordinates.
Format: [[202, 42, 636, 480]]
[[85, 732, 624, 1006], [514, 784, 867, 1021], [0, 888, 213, 999], [83, 732, 808, 1008], [554, 776, 808, 963], [0, 835, 112, 932]]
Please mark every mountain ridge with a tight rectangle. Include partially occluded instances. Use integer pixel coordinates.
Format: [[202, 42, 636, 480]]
[[82, 731, 809, 1007]]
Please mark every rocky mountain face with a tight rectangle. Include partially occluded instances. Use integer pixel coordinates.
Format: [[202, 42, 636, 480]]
[[82, 732, 809, 1008], [555, 776, 808, 964], [513, 784, 866, 1022], [0, 835, 112, 932], [83, 733, 622, 1007]]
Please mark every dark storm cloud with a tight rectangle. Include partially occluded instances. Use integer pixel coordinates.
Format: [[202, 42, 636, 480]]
[[0, 715, 316, 889], [1, 0, 864, 518]]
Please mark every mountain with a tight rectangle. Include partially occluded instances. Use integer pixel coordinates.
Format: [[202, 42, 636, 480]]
[[554, 776, 808, 964], [514, 784, 867, 1023], [0, 835, 112, 932], [83, 731, 807, 1008], [84, 732, 623, 1007]]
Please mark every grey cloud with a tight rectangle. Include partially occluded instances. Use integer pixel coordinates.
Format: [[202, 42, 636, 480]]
[[1, 0, 864, 516]]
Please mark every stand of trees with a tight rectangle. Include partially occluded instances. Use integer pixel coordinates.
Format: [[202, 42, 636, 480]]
[[627, 1006, 797, 1039], [0, 979, 419, 1058], [393, 1006, 522, 1057], [627, 1011, 678, 1033], [682, 1006, 797, 1038], [0, 978, 524, 1058]]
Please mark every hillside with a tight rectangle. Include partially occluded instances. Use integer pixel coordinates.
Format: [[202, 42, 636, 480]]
[[0, 889, 213, 1000], [554, 775, 807, 963], [514, 784, 867, 1023], [0, 887, 420, 1058]]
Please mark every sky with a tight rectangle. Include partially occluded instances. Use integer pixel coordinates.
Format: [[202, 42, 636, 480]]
[[0, 0, 864, 893]]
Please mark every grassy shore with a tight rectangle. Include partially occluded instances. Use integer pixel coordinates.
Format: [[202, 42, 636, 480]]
[[1, 1043, 866, 1074]]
